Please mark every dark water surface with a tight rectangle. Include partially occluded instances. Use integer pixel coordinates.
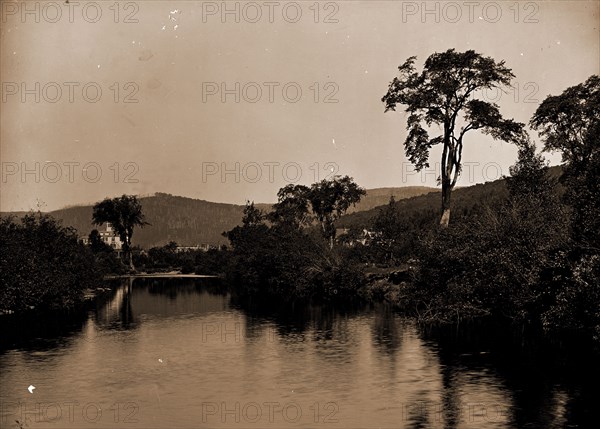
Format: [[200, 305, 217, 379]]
[[0, 278, 597, 428]]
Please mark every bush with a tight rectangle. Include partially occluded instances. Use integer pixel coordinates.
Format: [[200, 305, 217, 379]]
[[403, 143, 569, 325], [93, 251, 128, 276], [194, 248, 231, 276], [0, 213, 101, 313], [225, 216, 366, 300], [539, 251, 600, 342]]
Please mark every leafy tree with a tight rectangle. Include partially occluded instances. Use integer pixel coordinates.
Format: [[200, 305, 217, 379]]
[[147, 241, 180, 270], [371, 196, 403, 263], [373, 197, 399, 234], [92, 195, 148, 270], [223, 201, 268, 249], [308, 175, 366, 248], [0, 213, 100, 312], [382, 49, 526, 226], [241, 201, 264, 227], [373, 197, 403, 241], [225, 201, 309, 296], [530, 75, 599, 172], [530, 74, 600, 246], [88, 229, 111, 253], [530, 75, 600, 341], [268, 184, 312, 230], [368, 196, 431, 264], [506, 138, 555, 200], [224, 189, 366, 299], [194, 247, 231, 276]]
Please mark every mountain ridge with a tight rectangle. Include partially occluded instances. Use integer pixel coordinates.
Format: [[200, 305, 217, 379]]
[[2, 165, 563, 249], [2, 186, 438, 248]]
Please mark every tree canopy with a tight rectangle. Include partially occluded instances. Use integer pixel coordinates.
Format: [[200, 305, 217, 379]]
[[92, 194, 148, 269], [382, 49, 526, 226], [530, 75, 600, 172], [530, 74, 600, 247], [1, 213, 99, 312], [307, 176, 366, 247], [268, 184, 312, 230]]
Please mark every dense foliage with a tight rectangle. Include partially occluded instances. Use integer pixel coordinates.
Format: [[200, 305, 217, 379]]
[[132, 242, 229, 276], [92, 194, 148, 270], [87, 229, 128, 275], [402, 140, 568, 323], [373, 75, 599, 343], [224, 176, 367, 301], [530, 75, 600, 340], [220, 71, 599, 343], [0, 213, 100, 313]]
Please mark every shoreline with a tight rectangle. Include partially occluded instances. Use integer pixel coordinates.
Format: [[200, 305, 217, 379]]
[[104, 272, 220, 279]]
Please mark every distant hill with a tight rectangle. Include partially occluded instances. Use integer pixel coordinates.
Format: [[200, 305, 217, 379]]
[[347, 186, 437, 213], [0, 186, 435, 249], [0, 211, 28, 218], [337, 165, 564, 230], [1, 167, 563, 248], [2, 195, 248, 248], [43, 193, 247, 248]]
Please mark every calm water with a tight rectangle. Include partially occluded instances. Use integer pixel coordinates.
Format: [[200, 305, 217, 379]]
[[0, 278, 596, 428]]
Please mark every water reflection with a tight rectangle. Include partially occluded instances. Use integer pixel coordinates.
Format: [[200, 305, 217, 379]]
[[0, 277, 597, 428]]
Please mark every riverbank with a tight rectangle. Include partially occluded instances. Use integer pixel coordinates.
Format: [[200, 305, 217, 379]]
[[361, 264, 412, 303], [77, 272, 222, 302], [104, 272, 220, 279]]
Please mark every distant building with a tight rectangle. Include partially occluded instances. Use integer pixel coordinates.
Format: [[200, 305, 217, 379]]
[[81, 222, 123, 251], [175, 244, 214, 253], [337, 228, 381, 247]]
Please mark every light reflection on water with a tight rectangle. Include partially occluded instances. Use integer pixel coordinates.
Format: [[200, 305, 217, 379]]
[[0, 277, 595, 428]]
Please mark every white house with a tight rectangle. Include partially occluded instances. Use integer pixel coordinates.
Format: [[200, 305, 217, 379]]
[[81, 222, 123, 251]]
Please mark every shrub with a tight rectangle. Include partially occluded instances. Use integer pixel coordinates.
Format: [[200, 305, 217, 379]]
[[0, 213, 101, 313]]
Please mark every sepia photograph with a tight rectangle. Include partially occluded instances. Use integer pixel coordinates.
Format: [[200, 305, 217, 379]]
[[1, 0, 599, 427]]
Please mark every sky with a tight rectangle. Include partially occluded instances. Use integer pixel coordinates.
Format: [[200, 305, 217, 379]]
[[1, 0, 599, 211]]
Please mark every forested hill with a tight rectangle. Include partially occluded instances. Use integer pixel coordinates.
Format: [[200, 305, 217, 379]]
[[2, 168, 563, 248], [43, 193, 247, 248], [337, 165, 564, 230], [346, 186, 436, 213], [2, 167, 566, 248], [2, 186, 437, 249]]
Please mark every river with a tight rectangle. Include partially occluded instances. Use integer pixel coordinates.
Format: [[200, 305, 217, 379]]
[[0, 277, 596, 428]]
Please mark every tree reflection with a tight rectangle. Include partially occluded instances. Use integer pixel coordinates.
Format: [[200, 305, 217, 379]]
[[371, 302, 403, 355], [419, 322, 600, 428]]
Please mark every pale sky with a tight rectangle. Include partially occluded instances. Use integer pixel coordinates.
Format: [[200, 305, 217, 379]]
[[1, 0, 599, 211]]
